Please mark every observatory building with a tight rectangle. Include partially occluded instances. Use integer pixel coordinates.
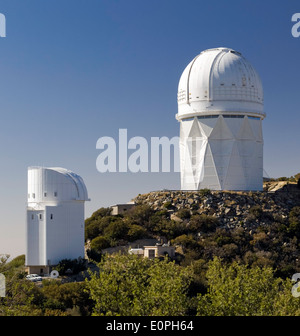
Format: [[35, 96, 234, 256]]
[[26, 166, 90, 275], [176, 47, 265, 191]]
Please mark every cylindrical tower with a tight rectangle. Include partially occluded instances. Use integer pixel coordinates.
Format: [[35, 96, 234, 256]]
[[176, 47, 265, 191], [26, 166, 90, 275]]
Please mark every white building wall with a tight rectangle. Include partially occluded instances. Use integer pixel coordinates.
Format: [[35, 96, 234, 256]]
[[44, 203, 85, 265], [180, 115, 263, 191], [26, 210, 46, 266]]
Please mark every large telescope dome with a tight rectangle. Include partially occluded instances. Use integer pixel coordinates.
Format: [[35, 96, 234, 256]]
[[177, 47, 264, 120]]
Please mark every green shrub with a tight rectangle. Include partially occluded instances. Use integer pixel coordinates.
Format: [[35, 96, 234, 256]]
[[176, 208, 191, 220], [90, 236, 110, 252], [127, 225, 148, 241], [163, 201, 173, 209], [249, 205, 263, 219], [103, 219, 129, 242], [288, 206, 300, 234], [55, 258, 86, 275], [189, 214, 219, 233], [199, 188, 211, 197], [172, 234, 198, 249]]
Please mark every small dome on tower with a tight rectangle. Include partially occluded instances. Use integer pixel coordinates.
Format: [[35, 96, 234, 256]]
[[177, 47, 264, 119]]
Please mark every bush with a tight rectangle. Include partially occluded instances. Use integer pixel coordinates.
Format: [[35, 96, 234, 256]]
[[249, 205, 263, 219], [126, 205, 154, 226], [103, 219, 129, 242], [163, 201, 173, 209], [127, 225, 148, 241], [288, 206, 300, 234], [172, 234, 198, 250], [86, 249, 102, 262], [55, 258, 87, 275], [189, 214, 219, 233], [176, 208, 191, 220], [85, 222, 101, 241], [199, 189, 211, 197], [197, 257, 300, 316], [90, 236, 110, 252], [85, 215, 119, 241], [86, 253, 193, 316], [85, 207, 112, 227]]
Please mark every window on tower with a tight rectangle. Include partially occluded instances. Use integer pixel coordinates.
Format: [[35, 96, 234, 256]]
[[223, 115, 244, 118], [197, 115, 218, 120], [182, 117, 194, 122], [248, 116, 260, 120]]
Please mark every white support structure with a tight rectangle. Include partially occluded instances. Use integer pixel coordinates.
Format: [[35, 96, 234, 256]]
[[26, 166, 90, 275], [176, 47, 265, 191]]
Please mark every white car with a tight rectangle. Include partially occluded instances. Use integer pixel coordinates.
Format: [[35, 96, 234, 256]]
[[26, 274, 42, 282]]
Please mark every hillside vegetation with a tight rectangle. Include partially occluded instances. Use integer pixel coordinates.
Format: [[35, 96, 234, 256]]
[[2, 179, 300, 316], [85, 181, 300, 279]]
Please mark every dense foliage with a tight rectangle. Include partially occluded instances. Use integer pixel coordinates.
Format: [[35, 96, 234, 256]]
[[0, 255, 92, 316], [86, 253, 193, 316], [197, 257, 300, 316], [85, 201, 300, 280], [1, 253, 300, 316]]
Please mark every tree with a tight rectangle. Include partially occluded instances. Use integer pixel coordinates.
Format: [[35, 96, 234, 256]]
[[197, 257, 300, 316], [189, 214, 218, 233], [172, 234, 198, 250], [176, 209, 191, 220], [126, 204, 154, 228], [55, 258, 86, 275], [41, 281, 93, 316], [86, 253, 193, 316], [90, 236, 110, 252], [127, 224, 148, 241], [248, 205, 263, 220], [142, 256, 193, 316], [288, 206, 300, 235], [103, 219, 129, 244]]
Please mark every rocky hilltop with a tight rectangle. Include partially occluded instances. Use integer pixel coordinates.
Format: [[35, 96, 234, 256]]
[[133, 181, 300, 231]]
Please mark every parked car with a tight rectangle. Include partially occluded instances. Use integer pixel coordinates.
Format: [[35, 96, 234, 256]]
[[26, 274, 42, 282]]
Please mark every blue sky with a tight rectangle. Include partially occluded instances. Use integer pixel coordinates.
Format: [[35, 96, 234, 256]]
[[0, 0, 299, 258]]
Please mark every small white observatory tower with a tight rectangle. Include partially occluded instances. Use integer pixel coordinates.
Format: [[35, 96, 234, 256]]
[[26, 166, 90, 275], [176, 47, 265, 191]]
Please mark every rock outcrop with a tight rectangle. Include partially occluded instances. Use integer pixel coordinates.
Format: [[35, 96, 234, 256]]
[[132, 182, 300, 230]]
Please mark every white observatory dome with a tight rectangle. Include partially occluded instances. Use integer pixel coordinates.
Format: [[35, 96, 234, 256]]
[[177, 47, 264, 119], [27, 166, 89, 203]]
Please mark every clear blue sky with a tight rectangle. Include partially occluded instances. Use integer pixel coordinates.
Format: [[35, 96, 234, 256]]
[[0, 0, 299, 258]]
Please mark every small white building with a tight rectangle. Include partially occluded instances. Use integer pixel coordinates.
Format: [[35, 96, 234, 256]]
[[111, 203, 135, 215], [26, 166, 90, 275], [129, 244, 175, 259]]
